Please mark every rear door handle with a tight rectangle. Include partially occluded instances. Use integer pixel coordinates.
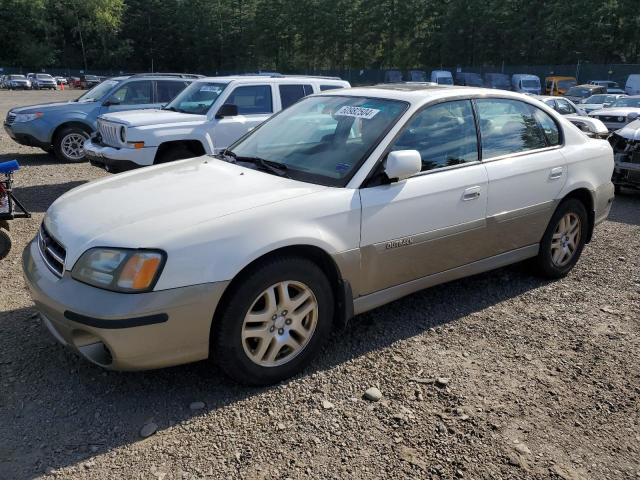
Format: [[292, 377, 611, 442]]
[[462, 186, 482, 201], [549, 167, 564, 180]]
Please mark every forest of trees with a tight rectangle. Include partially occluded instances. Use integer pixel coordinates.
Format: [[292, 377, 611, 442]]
[[1, 0, 639, 74]]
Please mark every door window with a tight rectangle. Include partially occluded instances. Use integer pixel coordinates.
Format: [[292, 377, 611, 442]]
[[110, 80, 152, 105], [390, 100, 478, 171], [156, 80, 187, 103], [320, 84, 343, 91], [279, 84, 313, 109], [476, 99, 549, 158], [226, 85, 273, 114]]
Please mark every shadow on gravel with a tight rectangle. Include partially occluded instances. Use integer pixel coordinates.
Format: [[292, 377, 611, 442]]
[[12, 182, 86, 212], [607, 191, 640, 227], [0, 261, 546, 479], [0, 152, 58, 166]]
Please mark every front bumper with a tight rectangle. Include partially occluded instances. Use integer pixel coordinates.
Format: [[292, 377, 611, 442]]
[[3, 122, 51, 149], [22, 238, 229, 370], [85, 139, 157, 172]]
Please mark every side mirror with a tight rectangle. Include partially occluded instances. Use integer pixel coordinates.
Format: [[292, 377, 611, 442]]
[[215, 103, 238, 119], [103, 98, 120, 107], [384, 150, 422, 182]]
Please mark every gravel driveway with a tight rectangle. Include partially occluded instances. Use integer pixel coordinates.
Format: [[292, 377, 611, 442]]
[[0, 90, 638, 480]]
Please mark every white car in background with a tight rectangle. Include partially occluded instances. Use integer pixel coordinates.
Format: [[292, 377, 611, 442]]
[[85, 75, 350, 172], [24, 85, 614, 384], [589, 96, 640, 131], [580, 93, 626, 113], [535, 95, 608, 138]]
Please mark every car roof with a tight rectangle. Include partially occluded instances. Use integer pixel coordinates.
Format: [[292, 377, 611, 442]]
[[194, 75, 348, 84], [320, 85, 542, 104]]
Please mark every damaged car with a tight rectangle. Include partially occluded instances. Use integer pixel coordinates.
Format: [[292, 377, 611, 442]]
[[608, 120, 640, 193]]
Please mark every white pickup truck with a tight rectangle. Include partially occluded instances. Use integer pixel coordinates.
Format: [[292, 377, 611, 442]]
[[85, 75, 350, 172]]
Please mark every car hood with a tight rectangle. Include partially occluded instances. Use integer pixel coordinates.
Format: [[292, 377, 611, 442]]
[[11, 100, 94, 114], [44, 157, 326, 265], [590, 107, 640, 116], [99, 109, 206, 127], [615, 119, 640, 140]]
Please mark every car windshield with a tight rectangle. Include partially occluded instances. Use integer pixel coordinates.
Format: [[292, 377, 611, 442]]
[[558, 79, 577, 89], [224, 95, 408, 187], [611, 97, 640, 108], [164, 82, 228, 114], [585, 95, 612, 104], [36, 74, 53, 79], [76, 79, 120, 102], [10, 75, 25, 80], [437, 77, 453, 85], [521, 79, 540, 88]]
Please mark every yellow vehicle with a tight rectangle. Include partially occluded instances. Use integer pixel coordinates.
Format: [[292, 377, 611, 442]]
[[545, 76, 577, 96]]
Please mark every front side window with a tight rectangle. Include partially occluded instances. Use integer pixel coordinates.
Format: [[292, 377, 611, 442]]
[[156, 80, 188, 103], [391, 100, 478, 171], [558, 79, 577, 90], [110, 80, 152, 105], [226, 96, 407, 186], [279, 84, 313, 109], [165, 82, 227, 114], [226, 85, 273, 114], [476, 98, 548, 159]]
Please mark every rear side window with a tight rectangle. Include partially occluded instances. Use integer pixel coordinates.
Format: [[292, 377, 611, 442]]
[[279, 84, 313, 109], [475, 99, 549, 158], [111, 80, 153, 105], [226, 85, 273, 114], [390, 100, 478, 171], [156, 80, 187, 103], [320, 84, 343, 91], [555, 99, 576, 115]]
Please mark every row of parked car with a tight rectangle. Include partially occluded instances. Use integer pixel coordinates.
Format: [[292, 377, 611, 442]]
[[1, 73, 134, 90], [4, 71, 640, 193], [391, 69, 640, 97]]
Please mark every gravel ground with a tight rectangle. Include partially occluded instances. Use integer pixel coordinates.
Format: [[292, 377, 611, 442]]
[[0, 90, 639, 480]]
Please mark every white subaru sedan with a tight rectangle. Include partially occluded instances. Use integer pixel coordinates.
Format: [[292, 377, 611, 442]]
[[23, 85, 615, 385]]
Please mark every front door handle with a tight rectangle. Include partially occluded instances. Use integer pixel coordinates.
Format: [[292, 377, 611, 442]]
[[549, 167, 564, 180], [462, 186, 482, 201]]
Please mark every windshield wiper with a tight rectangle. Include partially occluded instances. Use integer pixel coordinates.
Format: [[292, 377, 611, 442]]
[[221, 150, 289, 177]]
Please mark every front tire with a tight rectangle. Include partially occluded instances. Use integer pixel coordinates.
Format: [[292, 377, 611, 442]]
[[212, 257, 334, 385], [532, 198, 588, 279], [53, 126, 90, 163], [0, 229, 12, 261]]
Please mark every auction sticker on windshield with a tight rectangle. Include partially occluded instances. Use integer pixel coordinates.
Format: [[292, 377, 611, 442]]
[[335, 106, 380, 119]]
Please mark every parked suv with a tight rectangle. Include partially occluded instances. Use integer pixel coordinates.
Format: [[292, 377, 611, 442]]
[[3, 74, 193, 162], [79, 75, 101, 89], [3, 74, 31, 90], [31, 74, 57, 90], [563, 84, 606, 104], [85, 75, 350, 172]]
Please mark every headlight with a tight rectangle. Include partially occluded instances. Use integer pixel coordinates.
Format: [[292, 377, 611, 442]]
[[120, 126, 126, 143], [13, 112, 43, 123], [72, 248, 165, 293]]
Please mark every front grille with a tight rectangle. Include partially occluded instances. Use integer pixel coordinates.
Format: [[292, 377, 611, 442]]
[[98, 120, 121, 148], [38, 224, 66, 278], [5, 113, 16, 125]]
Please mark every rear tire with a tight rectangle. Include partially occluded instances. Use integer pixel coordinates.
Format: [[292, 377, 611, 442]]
[[53, 126, 90, 163], [155, 145, 194, 164], [531, 198, 588, 279], [212, 256, 334, 386]]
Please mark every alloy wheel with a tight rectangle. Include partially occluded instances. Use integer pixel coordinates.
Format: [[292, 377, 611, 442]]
[[241, 280, 318, 367], [550, 212, 581, 267], [61, 132, 88, 161]]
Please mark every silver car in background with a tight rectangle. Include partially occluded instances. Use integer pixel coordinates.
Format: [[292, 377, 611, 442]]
[[589, 96, 640, 131]]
